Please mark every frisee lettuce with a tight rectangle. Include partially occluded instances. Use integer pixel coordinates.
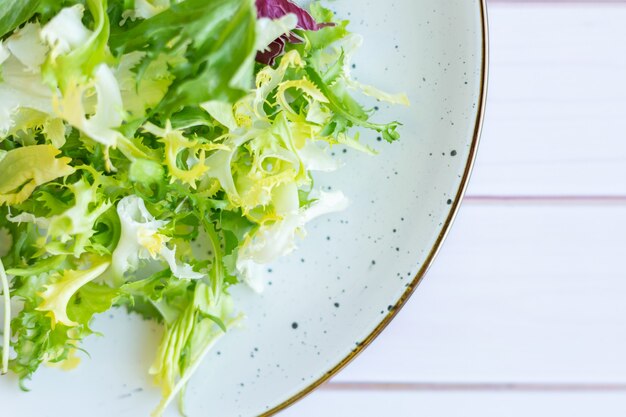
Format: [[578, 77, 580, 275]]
[[0, 0, 408, 415]]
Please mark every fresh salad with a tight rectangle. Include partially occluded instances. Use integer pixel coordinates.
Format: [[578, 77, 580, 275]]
[[0, 0, 408, 415]]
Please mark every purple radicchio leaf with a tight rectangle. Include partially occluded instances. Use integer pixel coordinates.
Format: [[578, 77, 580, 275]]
[[256, 36, 287, 67], [255, 0, 329, 65]]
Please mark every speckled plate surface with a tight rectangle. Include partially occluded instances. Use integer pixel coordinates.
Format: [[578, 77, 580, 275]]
[[0, 1, 487, 416]]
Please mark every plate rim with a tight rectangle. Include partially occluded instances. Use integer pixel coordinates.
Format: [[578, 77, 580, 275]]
[[261, 0, 490, 415]]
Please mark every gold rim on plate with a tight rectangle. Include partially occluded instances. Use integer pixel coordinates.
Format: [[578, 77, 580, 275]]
[[262, 1, 489, 415]]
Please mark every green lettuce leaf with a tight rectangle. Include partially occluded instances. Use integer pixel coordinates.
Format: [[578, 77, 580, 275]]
[[66, 281, 120, 327], [0, 0, 41, 39], [109, 0, 257, 115]]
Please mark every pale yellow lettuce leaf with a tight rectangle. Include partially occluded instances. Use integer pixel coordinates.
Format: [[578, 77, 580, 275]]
[[37, 261, 110, 327], [0, 145, 75, 206]]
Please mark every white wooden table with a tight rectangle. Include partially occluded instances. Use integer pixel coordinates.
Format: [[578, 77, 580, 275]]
[[282, 2, 626, 415]]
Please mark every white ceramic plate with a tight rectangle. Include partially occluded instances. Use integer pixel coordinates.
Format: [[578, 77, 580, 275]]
[[0, 1, 487, 416]]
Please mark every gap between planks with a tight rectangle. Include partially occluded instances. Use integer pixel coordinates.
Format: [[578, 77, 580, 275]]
[[463, 195, 626, 205], [489, 0, 626, 4], [321, 382, 626, 393]]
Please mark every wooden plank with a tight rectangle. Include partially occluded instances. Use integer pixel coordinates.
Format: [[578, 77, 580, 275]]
[[281, 390, 626, 416], [467, 4, 626, 196], [327, 203, 626, 383]]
